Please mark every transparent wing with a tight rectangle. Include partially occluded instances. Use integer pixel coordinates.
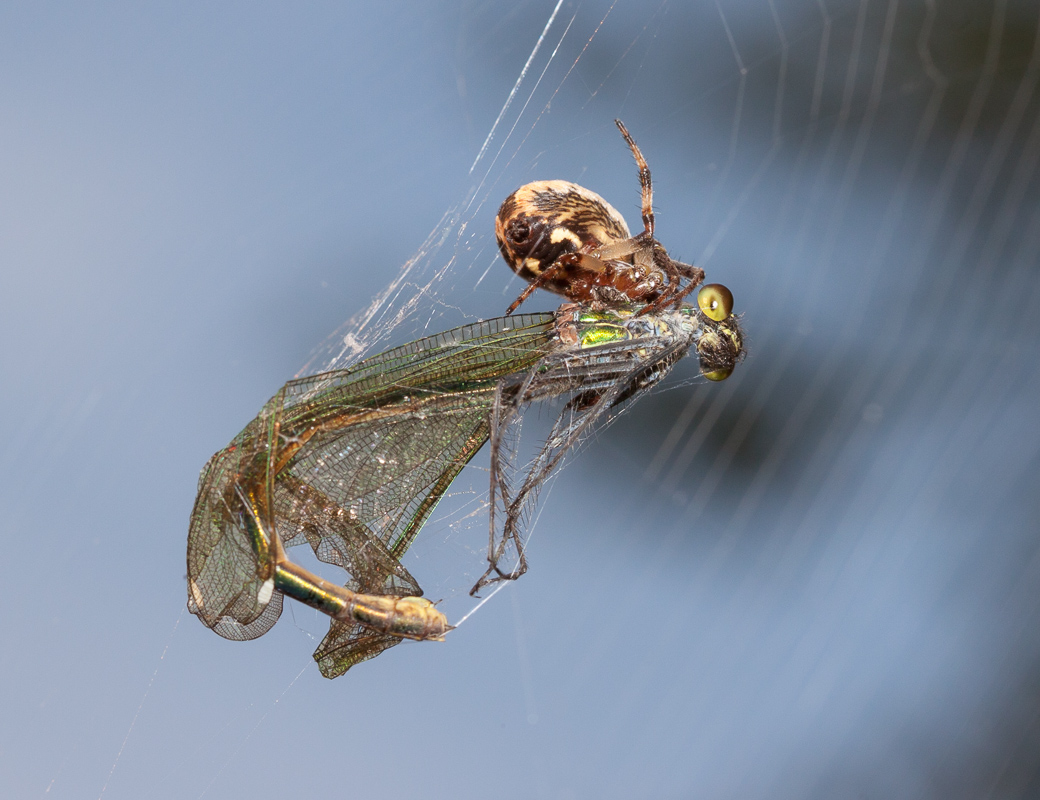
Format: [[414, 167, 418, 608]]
[[474, 305, 744, 593], [186, 397, 285, 641], [187, 313, 558, 666], [282, 393, 497, 677]]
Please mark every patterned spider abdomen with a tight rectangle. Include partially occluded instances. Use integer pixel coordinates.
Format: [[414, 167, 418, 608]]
[[496, 180, 661, 304], [497, 180, 627, 273]]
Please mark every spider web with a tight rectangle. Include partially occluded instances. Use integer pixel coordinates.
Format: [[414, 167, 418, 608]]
[[4, 1, 1040, 798]]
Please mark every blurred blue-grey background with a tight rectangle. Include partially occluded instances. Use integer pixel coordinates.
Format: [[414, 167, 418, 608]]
[[4, 1, 1040, 798]]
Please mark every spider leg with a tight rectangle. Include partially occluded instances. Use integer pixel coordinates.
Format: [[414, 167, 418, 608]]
[[663, 264, 684, 305], [637, 273, 701, 315], [636, 268, 695, 315], [634, 255, 705, 315], [615, 119, 654, 237], [507, 253, 615, 313], [669, 258, 705, 283], [506, 262, 562, 315]]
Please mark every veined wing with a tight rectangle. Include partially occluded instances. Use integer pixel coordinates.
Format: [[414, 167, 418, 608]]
[[476, 303, 745, 592], [187, 301, 745, 677], [187, 314, 559, 653]]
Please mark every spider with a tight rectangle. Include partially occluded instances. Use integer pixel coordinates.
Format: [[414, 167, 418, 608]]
[[496, 119, 706, 316]]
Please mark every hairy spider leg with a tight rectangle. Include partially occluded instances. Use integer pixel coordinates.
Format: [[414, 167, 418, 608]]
[[505, 256, 573, 315], [612, 120, 707, 314], [615, 118, 655, 237], [506, 252, 623, 315]]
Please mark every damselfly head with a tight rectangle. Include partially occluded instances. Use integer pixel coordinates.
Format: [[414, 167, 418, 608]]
[[691, 287, 744, 382]]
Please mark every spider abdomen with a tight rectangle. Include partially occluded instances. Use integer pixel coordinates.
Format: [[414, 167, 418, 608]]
[[496, 181, 626, 271], [496, 179, 666, 304]]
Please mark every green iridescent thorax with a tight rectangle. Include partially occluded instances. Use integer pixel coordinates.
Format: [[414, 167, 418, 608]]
[[570, 304, 694, 348], [565, 303, 743, 380]]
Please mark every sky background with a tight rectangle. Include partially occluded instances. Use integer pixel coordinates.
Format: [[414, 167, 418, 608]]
[[3, 1, 1040, 798]]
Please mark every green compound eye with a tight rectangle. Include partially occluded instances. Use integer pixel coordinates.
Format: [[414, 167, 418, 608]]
[[697, 283, 734, 322], [701, 366, 734, 382]]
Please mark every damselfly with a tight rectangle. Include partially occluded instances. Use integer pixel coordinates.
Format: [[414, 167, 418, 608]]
[[188, 296, 743, 677]]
